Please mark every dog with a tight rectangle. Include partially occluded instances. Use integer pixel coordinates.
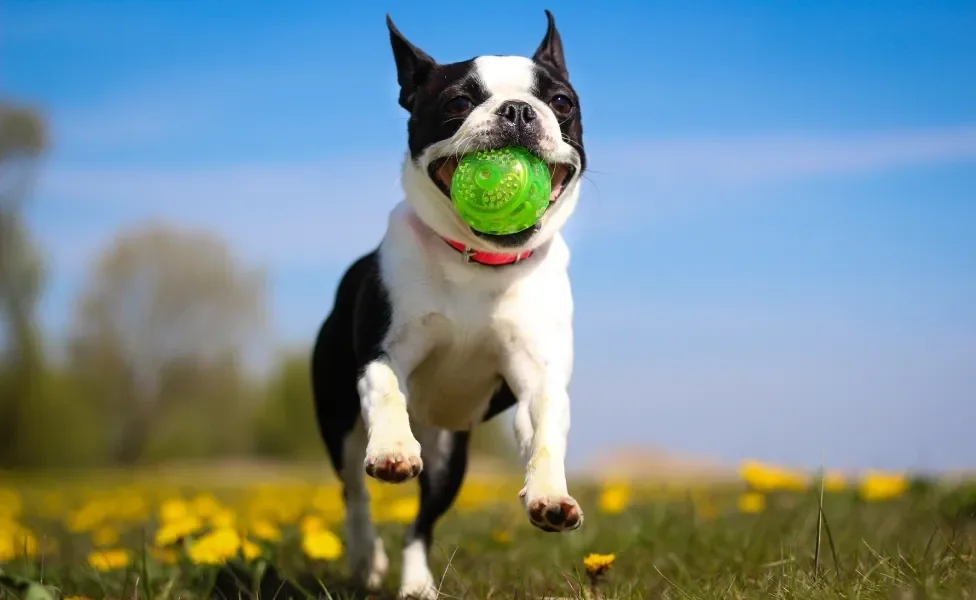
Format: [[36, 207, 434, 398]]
[[311, 10, 586, 599]]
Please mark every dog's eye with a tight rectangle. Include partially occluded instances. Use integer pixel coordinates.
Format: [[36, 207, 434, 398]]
[[444, 96, 472, 115], [549, 95, 574, 115]]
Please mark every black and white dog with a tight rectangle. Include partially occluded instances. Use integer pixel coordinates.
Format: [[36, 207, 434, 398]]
[[311, 11, 586, 599]]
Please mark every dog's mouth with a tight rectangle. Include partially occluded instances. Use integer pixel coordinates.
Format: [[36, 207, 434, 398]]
[[428, 154, 576, 211]]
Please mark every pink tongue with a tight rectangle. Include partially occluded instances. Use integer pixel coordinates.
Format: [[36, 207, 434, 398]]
[[549, 166, 568, 202]]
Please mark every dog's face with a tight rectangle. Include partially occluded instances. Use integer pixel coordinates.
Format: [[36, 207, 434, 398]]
[[388, 11, 586, 251]]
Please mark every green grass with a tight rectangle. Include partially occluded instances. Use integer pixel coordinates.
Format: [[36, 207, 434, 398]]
[[2, 479, 976, 599]]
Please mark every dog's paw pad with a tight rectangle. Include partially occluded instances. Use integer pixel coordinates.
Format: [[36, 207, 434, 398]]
[[364, 451, 423, 483], [526, 495, 583, 532]]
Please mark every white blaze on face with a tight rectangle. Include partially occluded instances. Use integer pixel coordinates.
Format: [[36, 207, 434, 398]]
[[466, 56, 561, 157]]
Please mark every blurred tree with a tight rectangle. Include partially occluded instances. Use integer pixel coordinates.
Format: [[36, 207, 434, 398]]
[[0, 102, 48, 468], [252, 350, 322, 460], [68, 223, 269, 465]]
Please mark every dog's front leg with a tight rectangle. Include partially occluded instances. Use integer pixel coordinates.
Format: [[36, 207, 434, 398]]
[[503, 335, 583, 532], [358, 320, 433, 483]]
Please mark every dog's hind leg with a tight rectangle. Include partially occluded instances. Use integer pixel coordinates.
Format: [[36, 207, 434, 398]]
[[340, 418, 390, 590], [399, 425, 470, 600], [312, 315, 389, 591]]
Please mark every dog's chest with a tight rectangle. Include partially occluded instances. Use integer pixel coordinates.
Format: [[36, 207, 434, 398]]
[[402, 283, 523, 431]]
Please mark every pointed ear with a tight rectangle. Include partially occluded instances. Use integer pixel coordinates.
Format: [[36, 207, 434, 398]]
[[532, 10, 567, 76], [387, 15, 437, 112]]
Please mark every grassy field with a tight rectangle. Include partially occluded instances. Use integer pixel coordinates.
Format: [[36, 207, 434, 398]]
[[1, 463, 975, 599]]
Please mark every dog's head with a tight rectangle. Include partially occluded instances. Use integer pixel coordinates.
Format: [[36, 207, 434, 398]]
[[388, 11, 585, 252]]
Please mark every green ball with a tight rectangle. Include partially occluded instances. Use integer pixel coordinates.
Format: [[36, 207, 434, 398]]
[[450, 146, 551, 235]]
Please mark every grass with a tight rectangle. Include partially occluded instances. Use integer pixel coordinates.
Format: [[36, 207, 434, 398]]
[[1, 468, 975, 599]]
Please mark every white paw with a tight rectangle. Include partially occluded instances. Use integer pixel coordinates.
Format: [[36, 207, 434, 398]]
[[399, 575, 438, 600], [520, 486, 584, 532], [348, 535, 388, 590], [365, 435, 423, 483]]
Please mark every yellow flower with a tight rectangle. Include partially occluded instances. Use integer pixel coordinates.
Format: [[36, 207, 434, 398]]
[[188, 527, 242, 565], [242, 538, 262, 562], [823, 471, 847, 492], [88, 549, 131, 572], [67, 501, 109, 533], [248, 519, 282, 542], [382, 497, 419, 524], [598, 482, 631, 515], [191, 494, 224, 519], [491, 529, 511, 544], [300, 514, 325, 535], [159, 498, 190, 523], [737, 492, 766, 514], [859, 471, 908, 502], [583, 553, 616, 575], [154, 514, 202, 547], [302, 528, 343, 561], [92, 526, 120, 547], [210, 508, 236, 529], [739, 460, 808, 492]]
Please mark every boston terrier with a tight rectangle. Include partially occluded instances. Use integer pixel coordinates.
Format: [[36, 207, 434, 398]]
[[311, 10, 586, 599]]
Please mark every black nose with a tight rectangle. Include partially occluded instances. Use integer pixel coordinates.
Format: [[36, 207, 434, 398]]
[[496, 100, 537, 125]]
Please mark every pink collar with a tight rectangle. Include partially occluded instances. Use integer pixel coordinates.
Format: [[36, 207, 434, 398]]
[[442, 238, 532, 266]]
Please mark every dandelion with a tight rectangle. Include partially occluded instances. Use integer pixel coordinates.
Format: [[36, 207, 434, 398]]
[[88, 549, 131, 572], [67, 501, 110, 533], [210, 508, 236, 529], [739, 460, 808, 492], [300, 514, 325, 535], [598, 482, 631, 515], [382, 497, 419, 524], [302, 528, 343, 561], [859, 471, 908, 502], [583, 552, 616, 575], [242, 538, 262, 562], [583, 552, 616, 591], [248, 519, 282, 542], [191, 494, 224, 519], [188, 527, 242, 565], [159, 498, 191, 523], [154, 514, 203, 547], [737, 492, 766, 514]]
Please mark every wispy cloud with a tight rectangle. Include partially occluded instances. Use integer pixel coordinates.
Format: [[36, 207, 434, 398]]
[[591, 126, 976, 186]]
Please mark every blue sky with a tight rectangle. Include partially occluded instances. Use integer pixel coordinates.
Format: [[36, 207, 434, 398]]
[[4, 0, 975, 472]]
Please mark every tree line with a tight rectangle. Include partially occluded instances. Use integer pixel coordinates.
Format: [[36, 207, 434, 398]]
[[0, 103, 515, 470]]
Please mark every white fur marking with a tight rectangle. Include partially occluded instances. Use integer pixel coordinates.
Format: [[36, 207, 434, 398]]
[[400, 538, 437, 599]]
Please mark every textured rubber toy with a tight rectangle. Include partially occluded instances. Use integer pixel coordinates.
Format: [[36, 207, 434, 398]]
[[450, 146, 551, 235]]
